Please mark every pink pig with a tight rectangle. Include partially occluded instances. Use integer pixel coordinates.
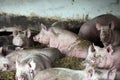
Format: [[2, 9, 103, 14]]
[[33, 24, 91, 58]]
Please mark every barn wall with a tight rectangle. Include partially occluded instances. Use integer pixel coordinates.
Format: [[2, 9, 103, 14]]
[[0, 0, 120, 19]]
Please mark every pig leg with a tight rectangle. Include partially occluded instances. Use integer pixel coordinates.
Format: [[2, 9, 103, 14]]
[[107, 65, 116, 80]]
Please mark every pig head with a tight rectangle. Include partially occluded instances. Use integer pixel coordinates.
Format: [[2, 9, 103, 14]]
[[12, 29, 33, 48], [96, 21, 120, 47], [84, 44, 113, 69]]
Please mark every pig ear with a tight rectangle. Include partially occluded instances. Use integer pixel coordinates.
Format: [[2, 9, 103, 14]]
[[106, 44, 113, 55], [108, 21, 115, 30], [96, 23, 101, 30], [13, 30, 19, 37], [91, 44, 96, 52], [24, 29, 31, 38], [89, 43, 99, 52], [41, 23, 48, 31], [27, 59, 36, 70]]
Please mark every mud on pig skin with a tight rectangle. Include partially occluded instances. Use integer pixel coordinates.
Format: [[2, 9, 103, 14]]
[[78, 14, 120, 47], [33, 24, 91, 58]]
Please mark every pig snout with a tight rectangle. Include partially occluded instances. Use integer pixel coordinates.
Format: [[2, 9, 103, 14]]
[[100, 34, 108, 42]]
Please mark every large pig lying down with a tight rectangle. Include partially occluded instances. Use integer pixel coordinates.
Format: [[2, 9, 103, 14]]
[[33, 64, 117, 80], [8, 48, 62, 80], [33, 24, 91, 58], [0, 48, 62, 71]]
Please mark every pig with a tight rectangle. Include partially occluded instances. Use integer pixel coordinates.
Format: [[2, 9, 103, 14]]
[[12, 29, 40, 48], [84, 44, 113, 69], [33, 64, 116, 80], [5, 48, 62, 71], [96, 21, 120, 47], [33, 24, 91, 58], [84, 44, 120, 79], [78, 14, 120, 47]]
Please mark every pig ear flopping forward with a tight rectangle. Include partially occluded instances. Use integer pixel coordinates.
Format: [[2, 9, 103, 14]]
[[88, 43, 96, 53], [41, 23, 48, 31], [27, 59, 36, 70]]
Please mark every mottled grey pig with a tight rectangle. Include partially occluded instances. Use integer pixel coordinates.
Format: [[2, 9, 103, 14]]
[[33, 24, 91, 58], [6, 48, 62, 71], [78, 14, 120, 46], [15, 48, 62, 80]]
